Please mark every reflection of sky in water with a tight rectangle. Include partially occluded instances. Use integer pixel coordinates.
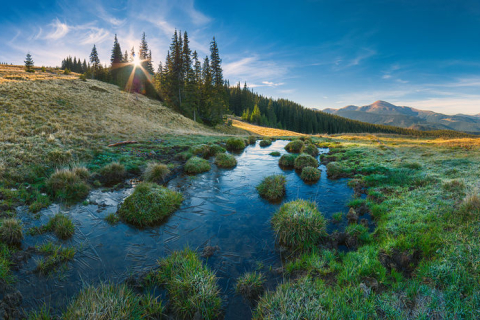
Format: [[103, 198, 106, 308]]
[[16, 140, 354, 319]]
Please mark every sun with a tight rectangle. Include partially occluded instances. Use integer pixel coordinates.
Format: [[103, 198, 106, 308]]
[[133, 55, 141, 67]]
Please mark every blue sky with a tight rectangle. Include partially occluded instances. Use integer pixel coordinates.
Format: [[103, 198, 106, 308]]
[[2, 0, 480, 114]]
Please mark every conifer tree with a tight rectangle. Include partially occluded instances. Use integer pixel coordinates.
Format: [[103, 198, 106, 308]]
[[123, 50, 129, 63], [24, 53, 34, 72], [111, 34, 123, 65], [89, 44, 100, 78], [139, 32, 154, 74]]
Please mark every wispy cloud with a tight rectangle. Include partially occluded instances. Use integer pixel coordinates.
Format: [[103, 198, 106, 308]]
[[45, 18, 69, 40], [223, 55, 288, 85]]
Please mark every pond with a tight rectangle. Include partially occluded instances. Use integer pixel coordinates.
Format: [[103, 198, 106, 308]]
[[15, 140, 355, 319]]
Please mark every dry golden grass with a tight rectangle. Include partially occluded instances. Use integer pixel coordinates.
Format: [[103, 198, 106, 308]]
[[231, 119, 303, 137], [0, 65, 78, 84]]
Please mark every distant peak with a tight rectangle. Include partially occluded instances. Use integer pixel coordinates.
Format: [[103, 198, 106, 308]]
[[370, 100, 395, 108]]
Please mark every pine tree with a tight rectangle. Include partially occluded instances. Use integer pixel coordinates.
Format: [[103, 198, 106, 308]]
[[24, 53, 34, 72], [123, 50, 129, 63], [111, 34, 123, 65], [89, 44, 100, 78], [139, 32, 154, 74]]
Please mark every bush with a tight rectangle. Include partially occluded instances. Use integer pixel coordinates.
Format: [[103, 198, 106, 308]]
[[99, 162, 126, 186], [143, 162, 170, 183], [63, 68, 71, 75], [279, 154, 297, 168], [45, 214, 75, 240], [118, 183, 183, 227], [41, 66, 46, 72], [63, 283, 163, 319], [271, 200, 326, 248], [303, 144, 319, 157], [184, 156, 211, 174], [0, 219, 23, 245], [300, 166, 321, 182], [259, 139, 272, 147], [248, 136, 257, 145], [47, 169, 90, 203], [214, 153, 237, 168], [157, 248, 221, 319], [294, 153, 318, 170], [226, 138, 246, 150], [256, 175, 286, 201], [285, 140, 304, 153], [236, 271, 265, 299], [269, 151, 281, 157]]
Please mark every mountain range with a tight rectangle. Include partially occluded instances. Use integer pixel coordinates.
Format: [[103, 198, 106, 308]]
[[323, 100, 480, 133]]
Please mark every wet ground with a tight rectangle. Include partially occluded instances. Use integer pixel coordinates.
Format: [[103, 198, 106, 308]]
[[15, 140, 356, 318]]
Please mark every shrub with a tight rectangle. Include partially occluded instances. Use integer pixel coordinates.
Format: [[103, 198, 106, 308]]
[[285, 140, 304, 153], [248, 136, 257, 145], [269, 151, 281, 157], [63, 283, 163, 319], [157, 248, 221, 319], [184, 156, 211, 174], [279, 154, 297, 168], [256, 175, 286, 201], [45, 213, 75, 240], [214, 153, 237, 168], [41, 66, 46, 72], [303, 144, 319, 157], [226, 138, 246, 150], [99, 162, 126, 186], [294, 153, 318, 170], [259, 139, 272, 147], [143, 162, 170, 183], [118, 183, 183, 227], [47, 169, 90, 203], [300, 166, 321, 182], [0, 219, 23, 245], [271, 200, 326, 248], [63, 68, 71, 75], [236, 271, 265, 299]]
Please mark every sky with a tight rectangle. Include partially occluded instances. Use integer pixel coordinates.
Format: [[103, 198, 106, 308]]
[[1, 0, 480, 115]]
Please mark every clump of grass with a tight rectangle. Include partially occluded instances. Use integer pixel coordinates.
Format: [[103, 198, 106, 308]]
[[190, 144, 225, 158], [143, 162, 170, 183], [99, 162, 126, 186], [45, 213, 75, 240], [184, 156, 211, 174], [442, 179, 465, 194], [259, 139, 272, 147], [256, 175, 286, 201], [26, 305, 53, 320], [248, 136, 257, 144], [104, 213, 120, 225], [35, 242, 75, 274], [284, 140, 304, 153], [326, 162, 352, 179], [269, 151, 281, 157], [214, 153, 237, 168], [303, 144, 319, 157], [157, 248, 221, 319], [400, 162, 422, 170], [300, 166, 321, 182], [47, 149, 73, 166], [226, 137, 246, 150], [345, 224, 372, 245], [458, 192, 480, 218], [63, 283, 163, 319], [279, 154, 297, 168], [235, 271, 265, 299], [46, 168, 90, 203], [271, 200, 326, 248], [209, 144, 226, 156], [0, 218, 23, 245], [117, 182, 183, 227], [332, 212, 343, 223], [294, 153, 318, 170], [29, 193, 51, 213]]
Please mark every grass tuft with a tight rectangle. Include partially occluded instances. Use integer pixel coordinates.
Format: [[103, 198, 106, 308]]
[[236, 271, 265, 299], [259, 139, 272, 147], [284, 140, 305, 153], [0, 218, 23, 245], [46, 168, 90, 203], [143, 162, 170, 183], [214, 153, 237, 168], [99, 162, 126, 186], [248, 136, 257, 145], [294, 153, 318, 170], [226, 137, 246, 150], [303, 144, 319, 157], [184, 156, 211, 174], [300, 166, 321, 182], [269, 151, 281, 157], [278, 154, 297, 168], [256, 175, 286, 201], [45, 213, 75, 240]]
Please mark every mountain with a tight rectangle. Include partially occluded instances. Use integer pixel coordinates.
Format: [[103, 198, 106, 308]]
[[323, 100, 480, 133]]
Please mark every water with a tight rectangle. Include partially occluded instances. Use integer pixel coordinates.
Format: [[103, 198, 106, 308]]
[[15, 140, 355, 318]]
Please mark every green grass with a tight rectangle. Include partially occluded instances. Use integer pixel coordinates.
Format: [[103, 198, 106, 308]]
[[190, 144, 226, 158], [271, 199, 326, 248], [256, 175, 286, 201], [278, 154, 297, 167], [117, 182, 183, 227], [332, 212, 343, 223], [236, 271, 265, 299], [226, 137, 246, 150], [46, 168, 90, 203], [294, 153, 318, 170], [303, 143, 319, 157], [269, 151, 281, 157], [0, 218, 23, 245], [45, 213, 75, 240], [35, 242, 75, 274], [259, 139, 272, 147], [26, 304, 53, 320], [214, 153, 237, 168], [156, 248, 221, 319], [62, 283, 163, 319], [300, 166, 321, 182], [184, 156, 211, 174], [104, 213, 120, 225], [142, 162, 170, 183], [284, 140, 304, 153], [99, 162, 126, 186], [248, 136, 257, 145]]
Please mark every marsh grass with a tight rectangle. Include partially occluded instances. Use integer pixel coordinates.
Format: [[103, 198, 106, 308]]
[[0, 218, 23, 245], [226, 137, 246, 150], [184, 156, 211, 174], [157, 248, 221, 319], [143, 162, 170, 183], [236, 271, 265, 299], [294, 153, 318, 170], [271, 200, 326, 248], [190, 144, 226, 158], [285, 140, 304, 153], [269, 151, 281, 157], [117, 182, 183, 227], [99, 162, 126, 186], [35, 242, 75, 274], [248, 135, 257, 144], [104, 213, 120, 225], [214, 153, 237, 168], [259, 139, 272, 147], [300, 166, 321, 182], [256, 175, 286, 201], [43, 213, 75, 240], [46, 168, 90, 203], [303, 144, 319, 157], [278, 154, 297, 168]]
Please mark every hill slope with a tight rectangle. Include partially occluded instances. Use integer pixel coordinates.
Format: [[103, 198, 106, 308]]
[[323, 100, 480, 133]]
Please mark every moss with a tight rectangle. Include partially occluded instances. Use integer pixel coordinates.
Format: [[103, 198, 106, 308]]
[[118, 182, 182, 227], [0, 218, 23, 245], [236, 271, 265, 299], [278, 154, 297, 168], [214, 153, 237, 168], [271, 200, 326, 248], [294, 153, 318, 170], [300, 166, 321, 182], [284, 140, 304, 153], [143, 162, 170, 183], [46, 169, 90, 203], [269, 151, 281, 157], [184, 156, 211, 174], [303, 144, 319, 157], [45, 213, 75, 240], [256, 175, 286, 201], [226, 137, 246, 150], [259, 139, 272, 147], [63, 283, 163, 319], [157, 248, 221, 319], [99, 162, 126, 186]]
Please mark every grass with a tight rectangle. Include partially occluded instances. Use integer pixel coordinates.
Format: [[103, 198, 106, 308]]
[[99, 162, 126, 186], [190, 143, 226, 158], [248, 135, 257, 144], [226, 137, 246, 150], [104, 213, 120, 225], [45, 213, 75, 240], [269, 151, 281, 157], [285, 140, 305, 153], [117, 182, 183, 227], [303, 143, 319, 157], [256, 175, 286, 201], [259, 139, 272, 147], [271, 200, 326, 248], [0, 218, 23, 245], [332, 212, 343, 223], [156, 248, 222, 319], [300, 166, 321, 182], [46, 168, 90, 203], [184, 156, 211, 174], [236, 271, 266, 299], [142, 162, 170, 183], [214, 153, 237, 168], [232, 119, 302, 136], [62, 282, 163, 319], [294, 153, 318, 170], [278, 154, 297, 168], [35, 242, 75, 274]]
